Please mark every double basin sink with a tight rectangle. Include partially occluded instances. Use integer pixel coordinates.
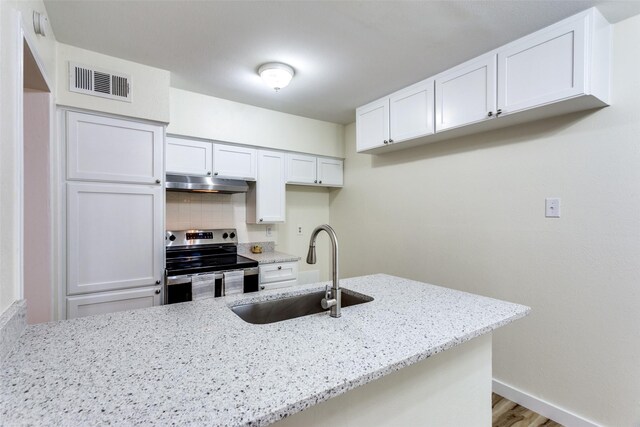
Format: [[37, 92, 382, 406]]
[[231, 288, 373, 324]]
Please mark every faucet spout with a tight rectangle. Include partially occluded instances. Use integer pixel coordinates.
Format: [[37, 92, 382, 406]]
[[306, 224, 341, 318]]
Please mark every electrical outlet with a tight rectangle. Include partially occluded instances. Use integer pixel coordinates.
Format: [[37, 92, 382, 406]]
[[266, 225, 272, 237], [297, 226, 303, 236], [545, 198, 561, 218]]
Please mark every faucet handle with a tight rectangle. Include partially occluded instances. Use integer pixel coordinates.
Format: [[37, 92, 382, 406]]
[[324, 284, 332, 299]]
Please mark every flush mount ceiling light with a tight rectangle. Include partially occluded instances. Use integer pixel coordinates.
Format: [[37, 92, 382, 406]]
[[258, 62, 294, 92]]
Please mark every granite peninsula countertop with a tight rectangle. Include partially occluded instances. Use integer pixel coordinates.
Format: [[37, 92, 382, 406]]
[[0, 274, 529, 426]]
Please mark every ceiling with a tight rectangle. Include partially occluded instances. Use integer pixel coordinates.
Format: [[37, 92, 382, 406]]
[[44, 1, 640, 124]]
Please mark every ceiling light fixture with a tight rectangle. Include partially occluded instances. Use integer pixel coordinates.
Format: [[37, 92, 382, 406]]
[[258, 62, 294, 92]]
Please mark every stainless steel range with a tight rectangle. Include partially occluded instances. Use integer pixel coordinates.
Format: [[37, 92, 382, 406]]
[[164, 229, 259, 304]]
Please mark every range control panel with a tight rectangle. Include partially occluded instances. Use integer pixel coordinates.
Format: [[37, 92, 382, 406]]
[[186, 232, 213, 240], [166, 229, 238, 247]]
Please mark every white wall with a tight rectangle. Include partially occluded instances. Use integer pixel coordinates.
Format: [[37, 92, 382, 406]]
[[329, 14, 640, 426], [0, 0, 56, 315], [168, 88, 344, 158], [56, 43, 170, 123]]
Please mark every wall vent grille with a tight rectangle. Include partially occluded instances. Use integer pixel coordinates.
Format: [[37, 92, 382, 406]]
[[69, 62, 131, 102]]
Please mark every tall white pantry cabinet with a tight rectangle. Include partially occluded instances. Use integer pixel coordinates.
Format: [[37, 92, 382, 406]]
[[62, 111, 165, 319]]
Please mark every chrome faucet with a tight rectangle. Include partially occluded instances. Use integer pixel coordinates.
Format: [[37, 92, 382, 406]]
[[306, 224, 341, 318]]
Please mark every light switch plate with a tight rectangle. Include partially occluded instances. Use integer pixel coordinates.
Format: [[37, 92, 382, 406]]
[[545, 198, 561, 218], [266, 225, 273, 236]]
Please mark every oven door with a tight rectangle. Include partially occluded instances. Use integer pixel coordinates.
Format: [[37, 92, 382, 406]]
[[165, 274, 192, 304], [214, 267, 260, 297]]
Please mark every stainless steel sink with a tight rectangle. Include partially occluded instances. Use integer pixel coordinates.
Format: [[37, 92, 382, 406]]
[[231, 288, 373, 324]]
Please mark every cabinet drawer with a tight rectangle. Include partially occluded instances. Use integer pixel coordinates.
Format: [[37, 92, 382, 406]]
[[67, 286, 162, 319], [261, 279, 298, 291], [259, 262, 298, 284]]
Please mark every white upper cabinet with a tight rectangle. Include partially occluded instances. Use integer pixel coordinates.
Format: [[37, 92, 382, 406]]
[[213, 144, 257, 181], [317, 157, 344, 187], [356, 7, 610, 154], [390, 79, 435, 143], [67, 111, 163, 184], [247, 150, 286, 224], [356, 98, 389, 152], [497, 8, 610, 115], [435, 54, 497, 132], [166, 136, 213, 176], [356, 80, 434, 152], [66, 182, 163, 296], [286, 153, 344, 187], [286, 153, 317, 184]]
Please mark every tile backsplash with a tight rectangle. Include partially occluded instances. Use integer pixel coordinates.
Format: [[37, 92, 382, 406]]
[[166, 192, 235, 230], [166, 191, 278, 244]]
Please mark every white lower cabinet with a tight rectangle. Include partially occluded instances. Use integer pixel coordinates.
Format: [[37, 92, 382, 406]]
[[259, 262, 298, 290], [247, 150, 286, 224], [67, 286, 162, 319]]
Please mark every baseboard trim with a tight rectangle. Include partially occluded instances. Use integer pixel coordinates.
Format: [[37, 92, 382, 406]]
[[492, 379, 600, 427]]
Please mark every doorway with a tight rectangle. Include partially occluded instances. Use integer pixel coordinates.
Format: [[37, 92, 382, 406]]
[[23, 37, 52, 324]]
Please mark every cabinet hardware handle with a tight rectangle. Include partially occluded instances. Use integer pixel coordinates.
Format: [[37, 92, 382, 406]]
[[155, 280, 161, 284], [496, 109, 503, 116], [155, 289, 161, 294], [260, 286, 265, 290], [278, 266, 282, 270], [214, 172, 219, 176], [319, 180, 322, 184], [487, 111, 493, 117], [155, 179, 161, 184], [207, 171, 212, 176], [389, 139, 394, 143], [259, 218, 263, 222], [383, 140, 389, 144]]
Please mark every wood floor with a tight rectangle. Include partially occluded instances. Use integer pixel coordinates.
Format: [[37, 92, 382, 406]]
[[493, 394, 563, 427]]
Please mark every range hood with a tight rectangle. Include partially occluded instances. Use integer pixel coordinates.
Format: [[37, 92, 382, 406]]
[[165, 174, 249, 194]]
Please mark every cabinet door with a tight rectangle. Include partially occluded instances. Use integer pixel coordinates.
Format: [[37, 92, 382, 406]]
[[286, 153, 317, 185], [259, 262, 298, 285], [435, 54, 497, 132], [213, 144, 257, 180], [67, 183, 163, 295], [166, 136, 213, 176], [497, 15, 586, 115], [67, 286, 162, 319], [390, 79, 435, 143], [317, 158, 344, 187], [67, 111, 163, 184], [249, 150, 286, 223], [356, 98, 390, 152]]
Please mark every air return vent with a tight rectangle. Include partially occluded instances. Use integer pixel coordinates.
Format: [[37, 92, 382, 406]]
[[69, 62, 131, 102]]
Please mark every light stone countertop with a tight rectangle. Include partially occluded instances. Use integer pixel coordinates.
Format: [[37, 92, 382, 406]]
[[242, 250, 301, 264], [0, 274, 529, 426]]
